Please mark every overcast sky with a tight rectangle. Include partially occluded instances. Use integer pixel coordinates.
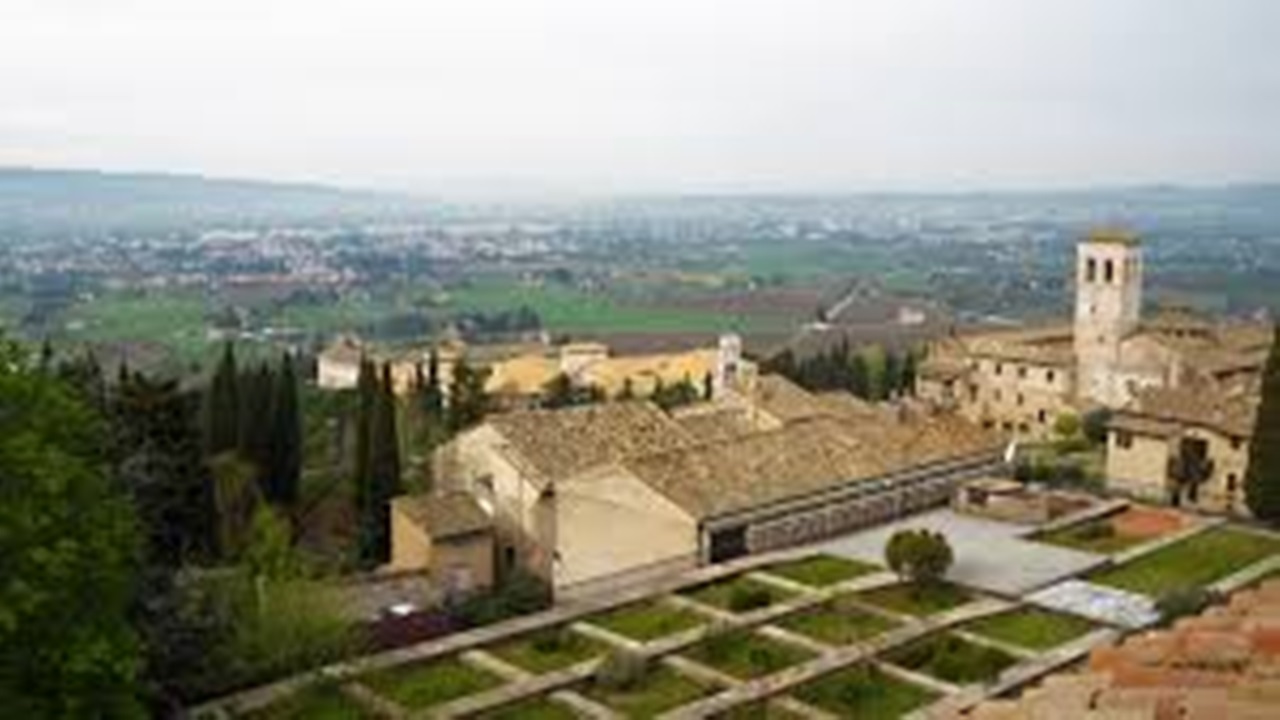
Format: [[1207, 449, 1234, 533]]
[[2, 0, 1278, 194]]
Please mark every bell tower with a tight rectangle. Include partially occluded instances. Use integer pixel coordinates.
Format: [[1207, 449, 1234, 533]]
[[1074, 229, 1142, 405]]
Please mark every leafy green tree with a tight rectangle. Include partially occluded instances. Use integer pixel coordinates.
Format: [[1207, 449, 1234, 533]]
[[651, 375, 701, 411], [1246, 325, 1280, 522], [885, 529, 953, 590], [203, 342, 240, 456], [0, 337, 144, 717]]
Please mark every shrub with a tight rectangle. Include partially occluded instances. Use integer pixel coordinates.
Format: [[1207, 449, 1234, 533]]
[[1075, 521, 1115, 542], [452, 571, 551, 628], [1082, 408, 1113, 446], [728, 585, 774, 613], [885, 529, 954, 589], [699, 623, 741, 663], [1156, 586, 1220, 624], [530, 628, 570, 654], [595, 649, 648, 691]]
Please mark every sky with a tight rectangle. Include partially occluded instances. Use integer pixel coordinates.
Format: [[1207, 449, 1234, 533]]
[[2, 0, 1279, 195]]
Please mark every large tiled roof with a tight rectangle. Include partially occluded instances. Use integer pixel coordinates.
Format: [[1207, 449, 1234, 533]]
[[487, 401, 693, 485], [393, 492, 491, 539], [747, 374, 832, 423], [1114, 381, 1258, 438], [484, 354, 560, 396], [671, 406, 760, 444], [962, 578, 1280, 720], [622, 412, 1001, 520]]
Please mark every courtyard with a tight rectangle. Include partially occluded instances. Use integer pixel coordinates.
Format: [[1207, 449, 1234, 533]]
[[207, 502, 1280, 720]]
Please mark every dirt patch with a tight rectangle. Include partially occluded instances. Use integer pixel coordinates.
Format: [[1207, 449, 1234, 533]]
[[1111, 506, 1190, 540]]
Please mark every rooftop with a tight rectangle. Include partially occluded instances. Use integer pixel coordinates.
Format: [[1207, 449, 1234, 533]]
[[393, 492, 491, 540]]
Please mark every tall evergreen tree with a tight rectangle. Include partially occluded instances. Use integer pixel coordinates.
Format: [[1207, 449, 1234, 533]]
[[900, 350, 918, 397], [1246, 325, 1280, 522], [236, 363, 274, 474], [358, 364, 402, 564], [422, 348, 445, 422], [447, 359, 490, 434], [266, 353, 302, 507], [204, 342, 240, 455]]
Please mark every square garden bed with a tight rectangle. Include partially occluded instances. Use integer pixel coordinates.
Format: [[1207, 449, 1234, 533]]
[[793, 664, 937, 719], [1088, 527, 1280, 597], [682, 629, 815, 680], [764, 554, 880, 588], [855, 582, 973, 617], [245, 683, 371, 719], [476, 695, 580, 720], [359, 655, 503, 710], [775, 595, 900, 646], [885, 632, 1018, 685], [1034, 519, 1149, 554], [581, 662, 720, 718], [588, 600, 707, 642], [488, 626, 607, 674], [963, 607, 1095, 651], [682, 575, 796, 614]]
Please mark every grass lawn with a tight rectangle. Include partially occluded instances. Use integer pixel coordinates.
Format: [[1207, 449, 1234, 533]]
[[583, 664, 718, 718], [683, 630, 815, 680], [1089, 527, 1280, 596], [589, 600, 707, 642], [855, 582, 973, 617], [794, 664, 937, 719], [488, 627, 606, 674], [1035, 520, 1148, 554], [476, 696, 580, 720], [683, 576, 796, 614], [764, 555, 880, 588], [776, 597, 899, 645], [887, 633, 1018, 685], [359, 656, 502, 710], [716, 699, 809, 719], [246, 683, 370, 719], [963, 608, 1095, 651]]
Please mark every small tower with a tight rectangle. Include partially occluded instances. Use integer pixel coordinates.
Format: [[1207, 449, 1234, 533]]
[[1073, 229, 1142, 405], [713, 333, 744, 397]]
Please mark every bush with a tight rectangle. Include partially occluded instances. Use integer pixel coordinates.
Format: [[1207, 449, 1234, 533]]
[[1082, 408, 1113, 446], [452, 571, 551, 628], [530, 628, 570, 654], [1156, 586, 1220, 624], [885, 529, 954, 589], [728, 585, 774, 613], [595, 649, 648, 691], [1075, 521, 1115, 542], [700, 623, 741, 663]]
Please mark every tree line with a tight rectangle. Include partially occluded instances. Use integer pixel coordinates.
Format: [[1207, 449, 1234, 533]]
[[762, 340, 918, 401]]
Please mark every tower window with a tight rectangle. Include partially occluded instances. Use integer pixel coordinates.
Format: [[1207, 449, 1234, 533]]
[[1017, 366, 1027, 379], [1037, 409, 1047, 424], [1086, 258, 1097, 282], [1104, 259, 1115, 283], [994, 362, 1003, 376], [1046, 370, 1056, 384], [1115, 430, 1134, 449]]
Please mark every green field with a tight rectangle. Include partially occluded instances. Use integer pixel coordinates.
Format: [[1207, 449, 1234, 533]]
[[245, 683, 370, 719], [588, 601, 707, 642], [764, 555, 880, 588], [359, 656, 502, 710], [445, 280, 782, 335], [683, 630, 815, 680], [488, 627, 607, 674], [776, 598, 899, 646], [582, 663, 718, 717], [963, 608, 1095, 651], [855, 582, 973, 618], [1088, 527, 1280, 596], [794, 665, 937, 719]]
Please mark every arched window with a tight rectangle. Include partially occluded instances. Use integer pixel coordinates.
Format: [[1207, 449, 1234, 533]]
[[1104, 259, 1114, 283], [1086, 258, 1097, 282]]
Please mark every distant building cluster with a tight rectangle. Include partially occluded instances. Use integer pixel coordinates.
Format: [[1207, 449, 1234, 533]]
[[919, 230, 1271, 515]]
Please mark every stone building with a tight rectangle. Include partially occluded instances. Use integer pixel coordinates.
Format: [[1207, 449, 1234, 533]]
[[388, 492, 494, 597], [918, 230, 1271, 515], [919, 230, 1269, 438], [423, 375, 1001, 599]]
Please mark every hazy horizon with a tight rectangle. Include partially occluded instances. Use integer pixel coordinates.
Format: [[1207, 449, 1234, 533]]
[[5, 0, 1279, 196]]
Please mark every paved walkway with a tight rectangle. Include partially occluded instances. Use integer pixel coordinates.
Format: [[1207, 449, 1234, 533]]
[[814, 509, 1106, 596], [1025, 579, 1158, 629]]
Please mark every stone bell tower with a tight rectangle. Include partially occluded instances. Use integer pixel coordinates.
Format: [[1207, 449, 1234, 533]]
[[1074, 229, 1143, 406]]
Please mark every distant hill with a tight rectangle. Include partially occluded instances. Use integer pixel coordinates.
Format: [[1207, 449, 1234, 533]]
[[0, 167, 428, 235]]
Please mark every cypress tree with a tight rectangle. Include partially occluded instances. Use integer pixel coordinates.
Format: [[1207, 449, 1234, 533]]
[[266, 353, 302, 507], [237, 362, 274, 475], [203, 342, 240, 455], [361, 364, 402, 564], [353, 356, 378, 562], [849, 353, 870, 399], [423, 348, 444, 422], [1246, 325, 1280, 522]]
